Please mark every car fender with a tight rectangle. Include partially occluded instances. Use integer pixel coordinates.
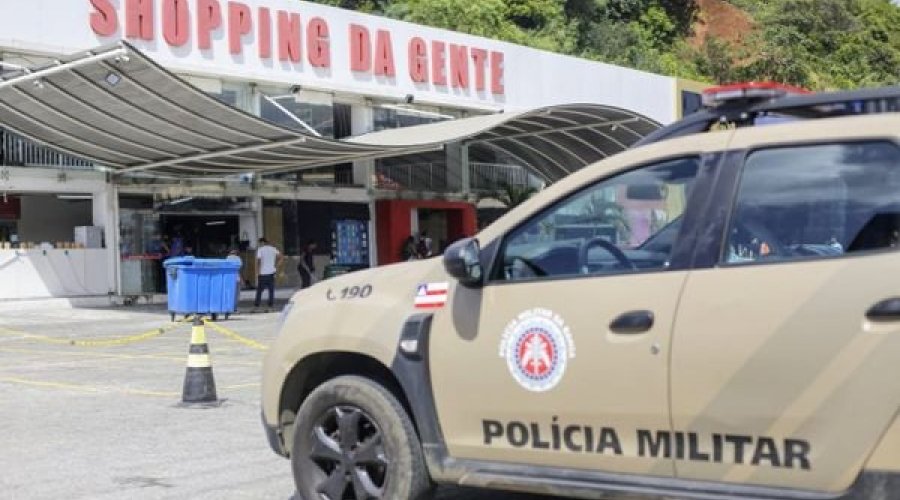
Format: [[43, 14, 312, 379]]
[[261, 258, 450, 427]]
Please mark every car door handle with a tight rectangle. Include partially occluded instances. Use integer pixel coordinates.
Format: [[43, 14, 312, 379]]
[[610, 310, 655, 334], [866, 298, 900, 321]]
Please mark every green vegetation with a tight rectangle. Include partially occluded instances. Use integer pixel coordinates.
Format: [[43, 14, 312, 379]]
[[316, 0, 900, 90], [482, 183, 540, 208]]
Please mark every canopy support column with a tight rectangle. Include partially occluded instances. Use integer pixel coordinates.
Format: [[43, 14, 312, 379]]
[[460, 143, 471, 197]]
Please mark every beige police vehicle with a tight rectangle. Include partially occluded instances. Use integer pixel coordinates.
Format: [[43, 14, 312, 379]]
[[262, 84, 900, 500]]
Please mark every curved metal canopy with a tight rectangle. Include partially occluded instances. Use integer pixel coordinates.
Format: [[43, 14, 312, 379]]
[[0, 42, 660, 181], [348, 103, 660, 182], [0, 42, 412, 177]]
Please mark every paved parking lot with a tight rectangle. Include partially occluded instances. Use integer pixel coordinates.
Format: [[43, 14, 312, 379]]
[[0, 300, 554, 500]]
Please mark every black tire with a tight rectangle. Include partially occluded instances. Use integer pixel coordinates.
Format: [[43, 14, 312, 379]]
[[211, 313, 218, 322], [292, 375, 433, 500]]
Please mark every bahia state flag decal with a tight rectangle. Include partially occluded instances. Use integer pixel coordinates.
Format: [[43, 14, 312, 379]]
[[414, 282, 449, 309]]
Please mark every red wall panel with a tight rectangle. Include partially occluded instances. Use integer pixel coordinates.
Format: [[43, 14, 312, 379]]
[[0, 196, 21, 220], [375, 199, 476, 265]]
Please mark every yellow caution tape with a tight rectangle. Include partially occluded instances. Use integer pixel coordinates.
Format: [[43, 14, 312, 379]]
[[0, 319, 188, 347], [202, 320, 269, 351]]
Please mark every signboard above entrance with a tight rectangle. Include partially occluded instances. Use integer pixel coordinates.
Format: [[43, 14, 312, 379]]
[[88, 0, 505, 95], [0, 0, 679, 122]]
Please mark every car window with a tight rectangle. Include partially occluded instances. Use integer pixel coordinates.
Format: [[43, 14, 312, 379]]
[[498, 158, 700, 281], [724, 141, 900, 265]]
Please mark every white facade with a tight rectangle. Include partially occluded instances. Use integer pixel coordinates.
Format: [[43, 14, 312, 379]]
[[0, 0, 680, 123], [0, 0, 700, 300], [0, 167, 117, 298]]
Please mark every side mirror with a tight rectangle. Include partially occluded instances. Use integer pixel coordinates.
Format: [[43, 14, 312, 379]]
[[443, 237, 484, 288]]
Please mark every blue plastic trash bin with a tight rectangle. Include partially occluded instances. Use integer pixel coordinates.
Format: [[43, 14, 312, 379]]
[[164, 257, 241, 321]]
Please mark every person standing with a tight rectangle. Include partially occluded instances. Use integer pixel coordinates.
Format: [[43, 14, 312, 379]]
[[156, 234, 171, 293], [401, 235, 418, 261], [254, 237, 282, 312], [297, 239, 318, 289], [170, 232, 185, 257], [226, 249, 243, 313], [417, 230, 434, 258]]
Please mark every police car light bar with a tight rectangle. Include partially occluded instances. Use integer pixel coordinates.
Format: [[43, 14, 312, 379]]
[[702, 82, 810, 108]]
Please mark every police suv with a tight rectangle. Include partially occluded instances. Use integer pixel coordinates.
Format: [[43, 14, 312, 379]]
[[262, 84, 900, 499]]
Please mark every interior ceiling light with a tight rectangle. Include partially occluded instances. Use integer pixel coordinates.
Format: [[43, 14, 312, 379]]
[[32, 79, 44, 89], [105, 72, 121, 86]]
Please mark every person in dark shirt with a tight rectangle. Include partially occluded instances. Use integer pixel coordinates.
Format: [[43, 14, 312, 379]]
[[401, 235, 418, 261], [297, 240, 318, 289]]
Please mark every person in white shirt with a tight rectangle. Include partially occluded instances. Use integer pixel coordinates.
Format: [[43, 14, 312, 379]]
[[254, 237, 282, 311]]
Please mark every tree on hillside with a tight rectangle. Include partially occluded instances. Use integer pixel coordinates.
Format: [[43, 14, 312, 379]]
[[734, 0, 900, 89], [694, 36, 736, 84], [312, 0, 900, 90], [316, 0, 390, 13], [386, 0, 575, 51]]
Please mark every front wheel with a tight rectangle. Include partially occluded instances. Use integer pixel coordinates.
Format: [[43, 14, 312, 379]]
[[292, 376, 432, 500]]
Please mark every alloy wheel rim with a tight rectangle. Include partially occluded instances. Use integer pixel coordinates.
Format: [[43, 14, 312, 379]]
[[309, 405, 389, 500]]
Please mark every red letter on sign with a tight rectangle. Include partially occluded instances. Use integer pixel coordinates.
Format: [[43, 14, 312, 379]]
[[258, 7, 272, 59], [373, 30, 395, 76], [408, 37, 428, 83], [307, 17, 330, 67], [90, 0, 118, 37], [197, 0, 222, 50], [228, 2, 252, 55], [349, 24, 371, 72], [431, 41, 447, 86], [125, 0, 153, 40], [470, 48, 487, 91], [277, 11, 301, 63], [490, 51, 505, 94], [163, 0, 189, 47], [449, 44, 468, 89]]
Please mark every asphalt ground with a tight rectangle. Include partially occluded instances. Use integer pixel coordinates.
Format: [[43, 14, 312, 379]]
[[0, 300, 555, 500]]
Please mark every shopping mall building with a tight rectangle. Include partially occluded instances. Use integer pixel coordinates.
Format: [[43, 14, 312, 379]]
[[0, 0, 706, 301]]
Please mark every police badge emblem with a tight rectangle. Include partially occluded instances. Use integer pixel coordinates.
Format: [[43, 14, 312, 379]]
[[499, 308, 575, 392]]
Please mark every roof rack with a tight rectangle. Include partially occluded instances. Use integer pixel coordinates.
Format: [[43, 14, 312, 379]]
[[636, 84, 900, 147]]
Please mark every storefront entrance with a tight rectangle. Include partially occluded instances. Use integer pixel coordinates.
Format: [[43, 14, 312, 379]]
[[161, 215, 240, 258], [119, 195, 256, 295], [375, 199, 477, 264]]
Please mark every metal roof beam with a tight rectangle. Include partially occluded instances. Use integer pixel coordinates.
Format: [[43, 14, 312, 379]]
[[116, 137, 309, 174], [0, 122, 118, 168], [475, 142, 554, 184], [6, 86, 169, 161], [261, 94, 323, 137], [472, 117, 641, 145], [509, 116, 611, 159], [0, 47, 127, 90], [65, 65, 236, 149], [256, 146, 444, 176], [41, 71, 206, 155], [492, 136, 575, 179], [0, 100, 143, 163]]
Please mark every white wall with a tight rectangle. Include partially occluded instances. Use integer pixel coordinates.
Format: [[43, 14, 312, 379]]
[[0, 166, 118, 296], [0, 0, 678, 123], [0, 249, 111, 299]]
